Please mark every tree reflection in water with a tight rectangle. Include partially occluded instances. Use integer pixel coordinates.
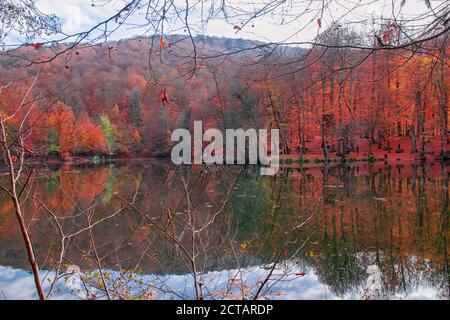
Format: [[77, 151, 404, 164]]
[[0, 161, 448, 299]]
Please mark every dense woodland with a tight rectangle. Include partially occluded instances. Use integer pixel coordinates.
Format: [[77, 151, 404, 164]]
[[0, 1, 448, 301], [0, 29, 448, 162]]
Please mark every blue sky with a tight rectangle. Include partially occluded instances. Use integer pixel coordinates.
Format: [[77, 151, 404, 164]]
[[4, 0, 442, 46]]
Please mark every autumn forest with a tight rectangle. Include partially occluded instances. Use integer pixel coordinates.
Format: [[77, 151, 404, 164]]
[[0, 0, 448, 302], [1, 31, 448, 162]]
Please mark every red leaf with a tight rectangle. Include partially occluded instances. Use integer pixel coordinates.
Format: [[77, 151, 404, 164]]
[[160, 89, 169, 105], [295, 272, 306, 277], [317, 18, 322, 28], [32, 43, 43, 49], [11, 156, 17, 162], [388, 23, 398, 29], [168, 43, 172, 49]]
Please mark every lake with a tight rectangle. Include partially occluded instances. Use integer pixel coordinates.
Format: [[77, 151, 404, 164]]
[[0, 160, 448, 299]]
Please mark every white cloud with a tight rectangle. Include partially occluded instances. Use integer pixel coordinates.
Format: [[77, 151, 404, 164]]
[[35, 0, 130, 34], [22, 0, 443, 44]]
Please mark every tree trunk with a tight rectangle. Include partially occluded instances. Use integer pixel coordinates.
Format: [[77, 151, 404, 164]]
[[0, 119, 46, 300], [410, 126, 417, 153]]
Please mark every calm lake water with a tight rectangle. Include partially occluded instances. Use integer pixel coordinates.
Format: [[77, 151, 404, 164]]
[[0, 160, 448, 299]]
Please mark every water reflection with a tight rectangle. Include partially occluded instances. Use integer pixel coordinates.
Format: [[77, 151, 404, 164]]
[[0, 161, 448, 299]]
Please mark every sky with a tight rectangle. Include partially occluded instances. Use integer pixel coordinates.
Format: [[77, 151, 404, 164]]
[[0, 262, 444, 300], [3, 0, 445, 46]]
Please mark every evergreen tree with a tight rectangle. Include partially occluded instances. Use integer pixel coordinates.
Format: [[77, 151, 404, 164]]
[[129, 87, 142, 126]]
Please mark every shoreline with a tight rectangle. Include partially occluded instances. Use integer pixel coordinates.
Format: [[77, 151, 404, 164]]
[[15, 153, 450, 167]]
